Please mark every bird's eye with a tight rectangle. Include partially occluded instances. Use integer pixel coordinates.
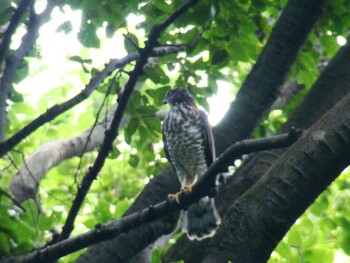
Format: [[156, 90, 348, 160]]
[[167, 90, 174, 97]]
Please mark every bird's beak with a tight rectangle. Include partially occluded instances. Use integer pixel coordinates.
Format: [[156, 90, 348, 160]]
[[163, 99, 167, 104]]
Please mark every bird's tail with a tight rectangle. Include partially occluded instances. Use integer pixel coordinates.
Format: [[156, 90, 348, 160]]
[[181, 196, 221, 240]]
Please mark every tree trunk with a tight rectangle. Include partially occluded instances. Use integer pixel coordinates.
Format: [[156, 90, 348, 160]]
[[204, 93, 350, 262]]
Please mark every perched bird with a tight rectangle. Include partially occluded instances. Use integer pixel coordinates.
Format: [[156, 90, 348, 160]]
[[162, 87, 221, 240]]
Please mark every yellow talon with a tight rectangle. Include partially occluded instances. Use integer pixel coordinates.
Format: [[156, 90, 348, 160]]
[[168, 193, 181, 204], [168, 185, 193, 204]]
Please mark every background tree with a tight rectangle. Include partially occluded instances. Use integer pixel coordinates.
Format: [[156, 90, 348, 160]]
[[1, 0, 350, 262]]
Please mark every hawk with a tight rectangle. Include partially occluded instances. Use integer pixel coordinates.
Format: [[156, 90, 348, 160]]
[[162, 87, 221, 240]]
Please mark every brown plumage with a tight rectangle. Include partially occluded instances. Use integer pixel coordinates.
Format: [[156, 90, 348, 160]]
[[162, 88, 221, 240]]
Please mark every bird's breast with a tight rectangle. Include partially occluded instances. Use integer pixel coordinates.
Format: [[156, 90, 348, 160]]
[[163, 107, 207, 174]]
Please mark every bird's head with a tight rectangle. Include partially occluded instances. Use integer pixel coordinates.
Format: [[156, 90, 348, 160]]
[[163, 88, 195, 107]]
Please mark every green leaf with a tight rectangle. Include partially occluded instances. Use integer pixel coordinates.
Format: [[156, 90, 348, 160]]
[[136, 105, 158, 115], [56, 21, 73, 34], [106, 22, 116, 38], [78, 22, 100, 48], [153, 0, 173, 13], [211, 50, 228, 65], [11, 103, 36, 117], [137, 125, 149, 149], [109, 146, 121, 159], [143, 117, 161, 133], [320, 35, 338, 57], [287, 228, 302, 246], [83, 217, 98, 229], [129, 154, 140, 168], [144, 66, 170, 84], [145, 86, 170, 106], [14, 60, 29, 84], [114, 199, 132, 218], [341, 232, 350, 255], [0, 215, 17, 236], [0, 232, 10, 255], [69, 55, 92, 64], [151, 247, 161, 263], [124, 33, 139, 53], [38, 214, 55, 231], [98, 199, 111, 220], [125, 117, 140, 144], [20, 200, 39, 222], [9, 88, 24, 102], [304, 248, 332, 263], [274, 241, 291, 258]]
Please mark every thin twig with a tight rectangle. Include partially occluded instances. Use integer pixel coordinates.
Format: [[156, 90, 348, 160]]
[[0, 188, 25, 211], [73, 72, 119, 185]]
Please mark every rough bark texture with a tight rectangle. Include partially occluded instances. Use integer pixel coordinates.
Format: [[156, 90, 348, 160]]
[[203, 93, 350, 262], [213, 0, 326, 154], [164, 31, 350, 263]]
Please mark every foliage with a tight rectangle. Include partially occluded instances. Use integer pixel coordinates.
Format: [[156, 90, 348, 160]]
[[0, 0, 350, 262], [269, 168, 350, 263]]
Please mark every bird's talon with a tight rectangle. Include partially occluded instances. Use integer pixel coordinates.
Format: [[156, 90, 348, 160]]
[[168, 193, 181, 204]]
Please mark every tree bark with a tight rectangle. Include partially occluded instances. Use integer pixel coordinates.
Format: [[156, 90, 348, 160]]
[[203, 92, 350, 262], [213, 0, 326, 154]]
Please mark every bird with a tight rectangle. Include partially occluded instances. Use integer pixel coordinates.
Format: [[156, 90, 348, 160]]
[[162, 87, 221, 240]]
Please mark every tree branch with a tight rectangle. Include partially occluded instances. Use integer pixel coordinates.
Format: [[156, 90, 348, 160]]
[[0, 45, 183, 157], [55, 0, 199, 244], [203, 93, 350, 263], [0, 0, 33, 64], [0, 0, 58, 142], [3, 130, 301, 263], [213, 0, 327, 153], [8, 111, 115, 203]]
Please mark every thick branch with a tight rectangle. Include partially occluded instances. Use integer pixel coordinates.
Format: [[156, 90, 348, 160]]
[[3, 131, 301, 263], [8, 112, 115, 203], [55, 0, 199, 244], [204, 93, 350, 263], [213, 0, 326, 153]]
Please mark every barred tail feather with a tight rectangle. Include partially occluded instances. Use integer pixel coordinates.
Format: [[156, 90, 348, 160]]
[[181, 196, 221, 240]]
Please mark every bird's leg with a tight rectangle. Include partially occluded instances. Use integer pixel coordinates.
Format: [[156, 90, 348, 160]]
[[181, 173, 198, 193], [168, 192, 181, 203], [182, 185, 192, 192], [168, 174, 199, 204]]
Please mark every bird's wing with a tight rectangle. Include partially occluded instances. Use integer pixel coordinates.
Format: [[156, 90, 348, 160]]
[[162, 120, 176, 171], [199, 110, 215, 167]]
